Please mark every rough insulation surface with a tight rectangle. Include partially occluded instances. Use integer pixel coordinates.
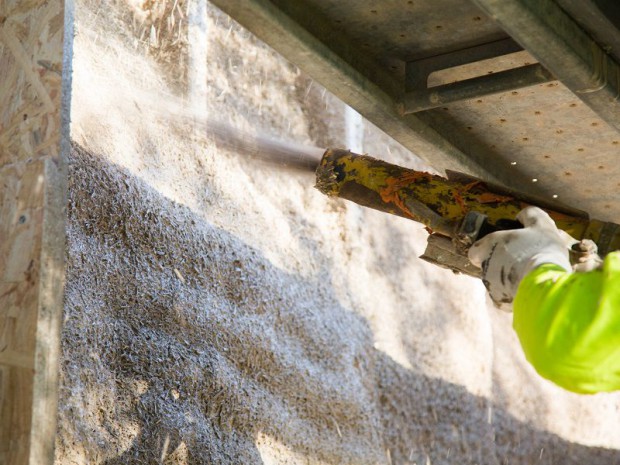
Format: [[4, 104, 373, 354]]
[[56, 1, 620, 464]]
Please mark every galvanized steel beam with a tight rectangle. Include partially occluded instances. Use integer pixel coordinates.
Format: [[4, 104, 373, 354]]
[[401, 37, 554, 113], [404, 38, 523, 91], [400, 63, 554, 113], [556, 0, 620, 64], [471, 0, 620, 133]]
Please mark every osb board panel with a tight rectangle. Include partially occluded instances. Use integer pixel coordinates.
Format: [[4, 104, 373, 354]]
[[0, 1, 66, 465], [0, 1, 64, 164], [0, 162, 44, 464]]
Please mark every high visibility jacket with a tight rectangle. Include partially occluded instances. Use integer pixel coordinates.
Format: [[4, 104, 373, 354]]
[[513, 251, 620, 394]]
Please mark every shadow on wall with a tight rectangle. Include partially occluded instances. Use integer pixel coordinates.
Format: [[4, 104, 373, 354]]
[[59, 144, 620, 465]]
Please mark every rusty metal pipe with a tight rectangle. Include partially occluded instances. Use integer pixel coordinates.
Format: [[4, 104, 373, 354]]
[[314, 148, 620, 256]]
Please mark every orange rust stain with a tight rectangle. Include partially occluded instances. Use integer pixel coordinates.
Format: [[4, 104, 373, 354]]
[[461, 181, 482, 191], [546, 210, 583, 222], [385, 171, 434, 190], [379, 187, 415, 219], [476, 192, 514, 204], [452, 191, 467, 214], [378, 172, 433, 220], [451, 181, 513, 212]]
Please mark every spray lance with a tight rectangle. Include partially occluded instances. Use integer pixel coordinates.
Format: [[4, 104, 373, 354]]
[[206, 120, 620, 277]]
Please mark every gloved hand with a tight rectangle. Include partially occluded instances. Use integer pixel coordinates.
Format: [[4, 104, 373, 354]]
[[468, 206, 572, 306]]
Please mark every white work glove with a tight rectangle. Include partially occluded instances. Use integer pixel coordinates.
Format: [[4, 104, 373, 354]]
[[468, 206, 573, 307]]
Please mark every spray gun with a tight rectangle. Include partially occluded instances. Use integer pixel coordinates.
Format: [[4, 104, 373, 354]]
[[206, 120, 620, 277]]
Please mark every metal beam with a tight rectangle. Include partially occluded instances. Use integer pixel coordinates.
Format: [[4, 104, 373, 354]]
[[471, 0, 620, 133], [556, 0, 620, 64], [0, 1, 72, 464], [400, 64, 554, 113], [405, 38, 523, 91]]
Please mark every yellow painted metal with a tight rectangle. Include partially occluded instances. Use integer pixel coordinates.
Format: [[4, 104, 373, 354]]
[[316, 149, 619, 255]]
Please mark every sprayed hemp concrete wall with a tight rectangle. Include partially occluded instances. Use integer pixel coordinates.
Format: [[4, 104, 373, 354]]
[[50, 1, 620, 464]]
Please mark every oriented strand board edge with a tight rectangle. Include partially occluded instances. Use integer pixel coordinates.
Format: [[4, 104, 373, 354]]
[[0, 0, 72, 464]]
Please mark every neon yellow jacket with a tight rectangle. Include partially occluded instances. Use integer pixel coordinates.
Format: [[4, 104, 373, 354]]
[[513, 251, 620, 394]]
